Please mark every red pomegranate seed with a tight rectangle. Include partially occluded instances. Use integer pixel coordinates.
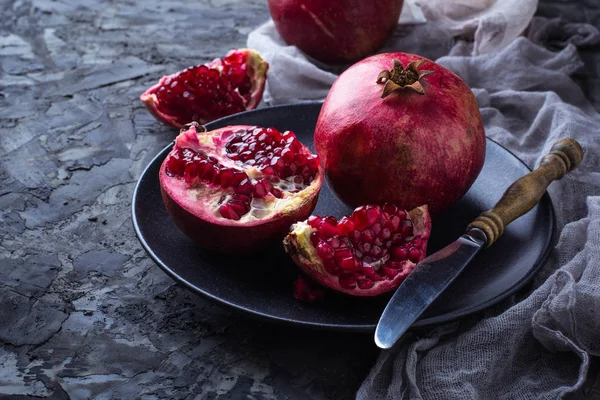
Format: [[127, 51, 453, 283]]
[[328, 237, 341, 248], [334, 248, 353, 262], [271, 188, 284, 198], [392, 247, 409, 260], [231, 171, 247, 186], [381, 228, 391, 239], [219, 169, 235, 187], [253, 179, 271, 198], [380, 267, 398, 279], [408, 248, 421, 262], [361, 264, 381, 280], [353, 206, 369, 230], [366, 205, 380, 225], [339, 257, 358, 270], [318, 218, 338, 238], [218, 204, 240, 220], [323, 258, 339, 274], [281, 148, 294, 162], [400, 220, 413, 236], [357, 279, 374, 289], [382, 204, 398, 214], [262, 166, 275, 176], [316, 242, 334, 260], [337, 217, 354, 234], [235, 178, 253, 194], [307, 156, 320, 170], [338, 275, 357, 290], [166, 150, 185, 175], [308, 215, 322, 228], [371, 245, 383, 257], [310, 232, 321, 246], [229, 200, 249, 215], [371, 223, 382, 236], [360, 230, 374, 243], [389, 215, 401, 230], [293, 276, 325, 303]]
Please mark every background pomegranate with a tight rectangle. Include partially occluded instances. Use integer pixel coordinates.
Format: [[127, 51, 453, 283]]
[[284, 204, 430, 296], [141, 49, 268, 128], [267, 0, 403, 64], [314, 53, 486, 215], [160, 122, 323, 253]]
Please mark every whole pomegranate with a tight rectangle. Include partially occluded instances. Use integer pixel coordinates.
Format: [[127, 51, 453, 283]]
[[284, 204, 431, 296], [268, 0, 403, 64], [141, 49, 268, 128], [160, 122, 323, 253], [314, 54, 486, 215]]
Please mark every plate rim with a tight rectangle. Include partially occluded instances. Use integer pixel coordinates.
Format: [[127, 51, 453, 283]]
[[132, 102, 556, 332]]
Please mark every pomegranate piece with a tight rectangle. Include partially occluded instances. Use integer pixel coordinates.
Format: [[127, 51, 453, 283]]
[[141, 49, 269, 128], [160, 122, 323, 253], [315, 53, 486, 215], [283, 204, 431, 296], [268, 0, 403, 64], [293, 276, 325, 303]]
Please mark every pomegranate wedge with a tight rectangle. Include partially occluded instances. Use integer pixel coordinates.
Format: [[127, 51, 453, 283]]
[[284, 204, 431, 296], [141, 49, 268, 128]]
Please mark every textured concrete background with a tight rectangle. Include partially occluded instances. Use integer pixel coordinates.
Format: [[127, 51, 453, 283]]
[[1, 0, 599, 399]]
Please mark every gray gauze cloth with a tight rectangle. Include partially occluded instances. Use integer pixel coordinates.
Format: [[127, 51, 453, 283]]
[[247, 16, 600, 400], [357, 30, 600, 400]]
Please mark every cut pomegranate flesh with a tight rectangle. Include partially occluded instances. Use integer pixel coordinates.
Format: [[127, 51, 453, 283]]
[[165, 123, 320, 221], [159, 123, 324, 253], [141, 49, 269, 128], [284, 204, 431, 296]]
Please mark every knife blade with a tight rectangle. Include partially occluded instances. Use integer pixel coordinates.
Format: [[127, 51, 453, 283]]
[[374, 138, 584, 349], [375, 228, 486, 349]]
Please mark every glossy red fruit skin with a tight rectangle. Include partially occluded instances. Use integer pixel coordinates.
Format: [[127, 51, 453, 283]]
[[314, 53, 486, 215], [159, 125, 324, 254], [267, 0, 403, 64]]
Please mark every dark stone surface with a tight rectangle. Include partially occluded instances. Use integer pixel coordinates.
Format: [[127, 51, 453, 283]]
[[0, 0, 598, 399]]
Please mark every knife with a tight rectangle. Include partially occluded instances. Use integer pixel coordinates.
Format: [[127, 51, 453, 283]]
[[375, 138, 584, 349]]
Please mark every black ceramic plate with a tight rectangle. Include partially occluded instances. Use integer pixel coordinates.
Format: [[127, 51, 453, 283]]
[[133, 102, 555, 332]]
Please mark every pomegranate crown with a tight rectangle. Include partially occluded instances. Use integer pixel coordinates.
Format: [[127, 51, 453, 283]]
[[376, 59, 435, 98]]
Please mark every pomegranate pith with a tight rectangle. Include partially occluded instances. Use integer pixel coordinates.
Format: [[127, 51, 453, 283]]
[[141, 49, 268, 128], [160, 123, 323, 253], [284, 204, 431, 296]]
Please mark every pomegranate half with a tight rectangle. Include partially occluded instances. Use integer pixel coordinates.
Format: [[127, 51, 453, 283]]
[[284, 204, 431, 296], [314, 53, 486, 215], [268, 0, 403, 64], [160, 122, 323, 253], [141, 49, 268, 128]]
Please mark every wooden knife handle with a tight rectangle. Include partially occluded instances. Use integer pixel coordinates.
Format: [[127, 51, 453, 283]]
[[467, 138, 583, 247]]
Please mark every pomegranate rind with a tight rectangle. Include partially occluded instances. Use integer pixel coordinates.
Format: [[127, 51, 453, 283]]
[[283, 205, 431, 297], [159, 125, 324, 253], [314, 52, 486, 215], [268, 0, 403, 64], [140, 49, 269, 129]]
